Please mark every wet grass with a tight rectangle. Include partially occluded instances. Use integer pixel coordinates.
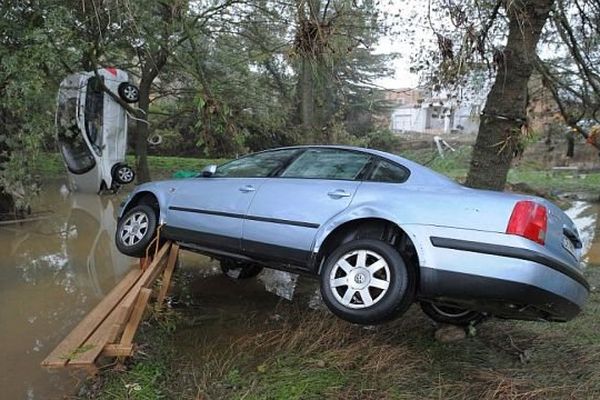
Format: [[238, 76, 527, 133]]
[[80, 267, 600, 400]]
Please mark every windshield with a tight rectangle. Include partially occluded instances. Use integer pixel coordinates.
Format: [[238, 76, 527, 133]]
[[56, 78, 96, 174]]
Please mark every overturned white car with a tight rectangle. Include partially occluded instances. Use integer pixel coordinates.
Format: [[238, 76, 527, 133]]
[[56, 68, 139, 193]]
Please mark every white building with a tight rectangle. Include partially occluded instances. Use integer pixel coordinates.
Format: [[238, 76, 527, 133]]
[[390, 101, 480, 134]]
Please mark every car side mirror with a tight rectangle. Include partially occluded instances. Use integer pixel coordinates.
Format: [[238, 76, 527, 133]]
[[201, 164, 217, 177]]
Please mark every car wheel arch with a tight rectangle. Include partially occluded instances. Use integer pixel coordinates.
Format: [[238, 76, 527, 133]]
[[123, 191, 161, 222], [314, 217, 422, 283]]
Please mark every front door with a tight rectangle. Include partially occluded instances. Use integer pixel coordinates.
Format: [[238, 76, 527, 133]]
[[242, 148, 372, 267], [165, 148, 302, 253]]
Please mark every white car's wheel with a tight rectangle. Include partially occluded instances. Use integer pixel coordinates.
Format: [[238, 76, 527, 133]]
[[113, 163, 135, 184], [320, 239, 415, 324], [118, 82, 140, 103]]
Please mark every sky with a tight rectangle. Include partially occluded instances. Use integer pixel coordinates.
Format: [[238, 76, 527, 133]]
[[374, 35, 420, 89], [373, 1, 424, 89]]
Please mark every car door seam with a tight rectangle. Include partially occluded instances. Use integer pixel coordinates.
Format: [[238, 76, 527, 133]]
[[168, 206, 320, 228]]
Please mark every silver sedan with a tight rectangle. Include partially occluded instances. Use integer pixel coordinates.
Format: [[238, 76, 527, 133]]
[[115, 146, 589, 325]]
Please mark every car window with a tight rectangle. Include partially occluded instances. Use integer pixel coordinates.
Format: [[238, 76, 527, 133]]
[[368, 159, 409, 183], [281, 148, 370, 180], [214, 149, 299, 178], [84, 76, 103, 156]]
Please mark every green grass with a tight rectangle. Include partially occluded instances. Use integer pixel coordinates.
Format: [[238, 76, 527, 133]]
[[31, 153, 227, 180], [96, 361, 168, 400]]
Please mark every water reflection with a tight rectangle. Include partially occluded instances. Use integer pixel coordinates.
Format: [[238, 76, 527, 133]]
[[565, 200, 600, 265], [0, 183, 132, 399]]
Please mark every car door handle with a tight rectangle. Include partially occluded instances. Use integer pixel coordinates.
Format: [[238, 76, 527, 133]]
[[327, 190, 351, 198], [239, 185, 256, 193]]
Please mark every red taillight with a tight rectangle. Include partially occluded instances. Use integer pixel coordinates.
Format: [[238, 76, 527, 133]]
[[506, 200, 547, 245]]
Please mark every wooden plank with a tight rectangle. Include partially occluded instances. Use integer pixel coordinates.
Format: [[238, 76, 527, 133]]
[[157, 243, 179, 306], [139, 257, 147, 270], [106, 242, 173, 343], [102, 344, 133, 357], [68, 243, 171, 366], [41, 268, 142, 367], [68, 306, 124, 366], [120, 288, 152, 345]]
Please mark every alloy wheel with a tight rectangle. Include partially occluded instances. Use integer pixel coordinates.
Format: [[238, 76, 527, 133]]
[[329, 249, 391, 309], [123, 85, 138, 101], [118, 166, 134, 183], [120, 211, 149, 246]]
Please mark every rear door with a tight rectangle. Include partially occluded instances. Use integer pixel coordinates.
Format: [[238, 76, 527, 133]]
[[165, 149, 300, 253], [242, 148, 372, 267]]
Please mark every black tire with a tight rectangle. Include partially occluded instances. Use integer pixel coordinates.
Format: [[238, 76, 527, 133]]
[[420, 302, 486, 326], [118, 82, 140, 103], [220, 259, 263, 279], [115, 204, 157, 258], [320, 239, 415, 325], [112, 163, 135, 185]]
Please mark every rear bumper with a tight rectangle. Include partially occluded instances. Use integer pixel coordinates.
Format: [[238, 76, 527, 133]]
[[404, 226, 590, 321], [420, 267, 587, 322]]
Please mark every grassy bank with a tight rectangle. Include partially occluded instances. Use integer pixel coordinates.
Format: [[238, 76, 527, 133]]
[[81, 267, 600, 400], [33, 149, 600, 194]]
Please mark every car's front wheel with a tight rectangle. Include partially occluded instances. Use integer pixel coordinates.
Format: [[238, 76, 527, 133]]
[[220, 259, 263, 279], [420, 302, 485, 326], [320, 239, 415, 325], [115, 205, 157, 257]]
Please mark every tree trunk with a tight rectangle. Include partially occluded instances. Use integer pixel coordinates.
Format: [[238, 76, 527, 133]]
[[566, 133, 575, 158], [135, 79, 152, 183], [300, 58, 316, 130], [465, 0, 554, 191], [0, 110, 14, 215]]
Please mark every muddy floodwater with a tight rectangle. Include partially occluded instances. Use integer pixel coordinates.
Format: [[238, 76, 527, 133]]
[[0, 182, 598, 399]]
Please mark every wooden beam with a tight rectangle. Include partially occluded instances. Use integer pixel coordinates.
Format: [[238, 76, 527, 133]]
[[68, 243, 171, 366], [41, 268, 142, 367], [157, 243, 179, 306], [139, 254, 153, 271], [120, 288, 152, 345], [102, 344, 133, 357], [107, 243, 172, 343]]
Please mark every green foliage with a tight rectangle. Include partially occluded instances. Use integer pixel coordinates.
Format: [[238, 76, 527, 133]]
[[0, 1, 69, 213]]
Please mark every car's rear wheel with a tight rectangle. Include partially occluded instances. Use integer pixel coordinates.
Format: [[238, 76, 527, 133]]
[[320, 239, 415, 325], [115, 204, 157, 257], [420, 302, 485, 326], [220, 259, 263, 279], [118, 82, 140, 103], [113, 163, 135, 185]]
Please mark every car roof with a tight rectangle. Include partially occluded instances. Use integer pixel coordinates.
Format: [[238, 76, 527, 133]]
[[264, 145, 459, 187]]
